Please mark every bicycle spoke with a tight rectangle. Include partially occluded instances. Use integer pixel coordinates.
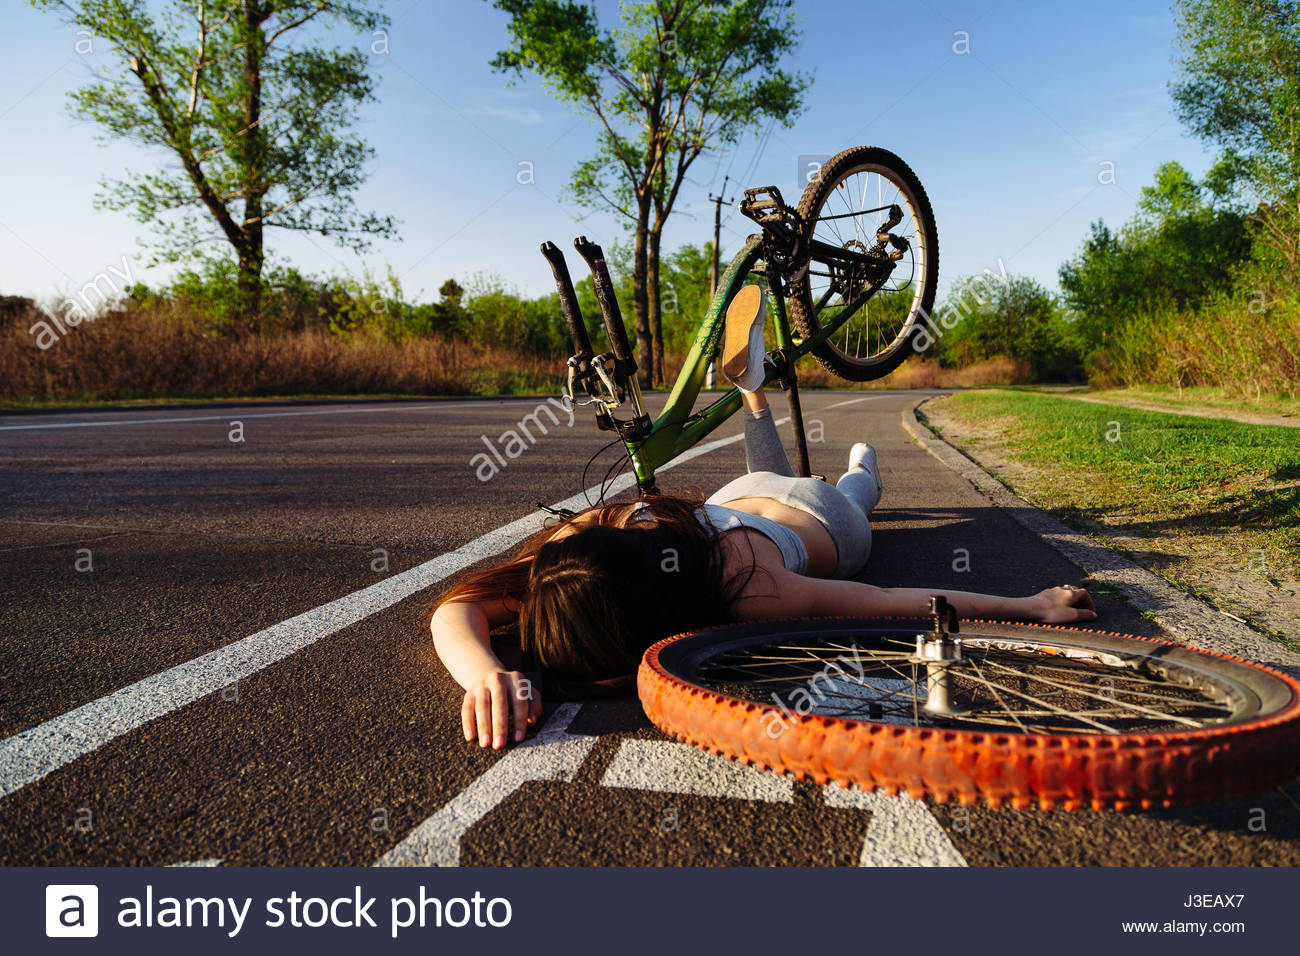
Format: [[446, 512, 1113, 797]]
[[978, 658, 1232, 710], [964, 654, 1030, 733], [690, 629, 1239, 736]]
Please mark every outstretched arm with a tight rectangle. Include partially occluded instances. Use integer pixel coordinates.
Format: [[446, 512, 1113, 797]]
[[431, 598, 541, 749], [723, 532, 1097, 624], [762, 577, 1097, 623]]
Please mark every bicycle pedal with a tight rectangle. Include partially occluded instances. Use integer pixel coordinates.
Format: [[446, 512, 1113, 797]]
[[740, 185, 789, 224]]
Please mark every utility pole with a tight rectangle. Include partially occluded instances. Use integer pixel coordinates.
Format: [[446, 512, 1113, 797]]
[[709, 175, 733, 296], [706, 175, 733, 389]]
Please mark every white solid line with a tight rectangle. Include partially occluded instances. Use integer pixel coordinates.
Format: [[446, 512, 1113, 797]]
[[0, 419, 765, 798], [823, 786, 967, 867], [374, 703, 595, 867], [0, 398, 517, 431], [822, 395, 888, 411]]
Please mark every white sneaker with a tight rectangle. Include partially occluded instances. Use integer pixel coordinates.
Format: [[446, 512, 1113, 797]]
[[849, 442, 882, 494], [721, 285, 769, 392]]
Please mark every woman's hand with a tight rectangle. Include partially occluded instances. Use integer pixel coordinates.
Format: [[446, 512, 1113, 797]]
[[462, 669, 543, 749], [1032, 585, 1098, 624]]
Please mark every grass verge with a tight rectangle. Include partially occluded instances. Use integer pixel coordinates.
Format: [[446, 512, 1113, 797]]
[[922, 389, 1300, 646]]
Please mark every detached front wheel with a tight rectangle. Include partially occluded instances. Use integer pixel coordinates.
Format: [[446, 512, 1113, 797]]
[[638, 617, 1300, 810]]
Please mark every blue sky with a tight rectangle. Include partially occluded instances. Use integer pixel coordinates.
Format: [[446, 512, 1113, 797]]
[[1, 0, 1209, 306]]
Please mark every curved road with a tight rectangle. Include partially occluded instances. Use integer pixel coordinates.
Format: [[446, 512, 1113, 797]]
[[1, 389, 1297, 866]]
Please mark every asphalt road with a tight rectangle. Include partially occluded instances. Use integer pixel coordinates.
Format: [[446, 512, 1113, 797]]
[[2, 389, 1298, 866]]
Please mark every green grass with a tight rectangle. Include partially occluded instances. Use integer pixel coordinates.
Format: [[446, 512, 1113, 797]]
[[945, 391, 1299, 532], [933, 389, 1300, 644]]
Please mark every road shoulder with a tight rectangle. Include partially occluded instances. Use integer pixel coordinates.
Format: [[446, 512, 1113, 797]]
[[900, 397, 1300, 674]]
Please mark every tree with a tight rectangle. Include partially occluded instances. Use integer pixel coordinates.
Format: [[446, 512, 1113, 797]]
[[1059, 160, 1250, 355], [1171, 0, 1300, 285], [491, 0, 808, 385], [939, 275, 1079, 382], [33, 0, 397, 331]]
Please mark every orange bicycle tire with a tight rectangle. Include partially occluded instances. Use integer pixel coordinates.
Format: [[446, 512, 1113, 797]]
[[637, 616, 1300, 811]]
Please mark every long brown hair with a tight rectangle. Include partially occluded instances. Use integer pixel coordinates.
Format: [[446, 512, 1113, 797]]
[[428, 493, 761, 693]]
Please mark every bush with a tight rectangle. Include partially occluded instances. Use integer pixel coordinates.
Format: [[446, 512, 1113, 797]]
[[933, 274, 1082, 382], [1091, 288, 1300, 400], [1059, 160, 1252, 359]]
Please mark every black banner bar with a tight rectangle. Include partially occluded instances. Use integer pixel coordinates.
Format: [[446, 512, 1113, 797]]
[[5, 866, 1284, 954]]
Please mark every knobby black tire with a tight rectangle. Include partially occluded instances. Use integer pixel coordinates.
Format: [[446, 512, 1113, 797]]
[[788, 146, 940, 382]]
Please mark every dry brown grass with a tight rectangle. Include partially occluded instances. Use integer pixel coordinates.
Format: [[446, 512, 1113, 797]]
[[797, 355, 1029, 390], [0, 305, 562, 403], [1, 302, 1031, 405], [1094, 292, 1300, 401]]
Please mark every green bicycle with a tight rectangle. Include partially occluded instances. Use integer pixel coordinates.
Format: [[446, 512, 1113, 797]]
[[538, 146, 1300, 810], [540, 144, 939, 492]]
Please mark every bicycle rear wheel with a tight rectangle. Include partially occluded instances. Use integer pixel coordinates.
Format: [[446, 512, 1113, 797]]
[[638, 617, 1300, 810], [788, 146, 939, 381]]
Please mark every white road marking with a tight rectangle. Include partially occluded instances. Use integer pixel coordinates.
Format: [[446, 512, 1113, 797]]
[[0, 392, 883, 432], [0, 421, 765, 798], [821, 395, 888, 411], [0, 399, 522, 431], [600, 739, 794, 802], [599, 738, 967, 866], [373, 703, 594, 867], [824, 786, 967, 867], [167, 859, 224, 867]]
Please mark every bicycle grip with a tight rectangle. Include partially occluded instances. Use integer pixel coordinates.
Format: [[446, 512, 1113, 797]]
[[573, 236, 637, 371], [540, 241, 593, 362]]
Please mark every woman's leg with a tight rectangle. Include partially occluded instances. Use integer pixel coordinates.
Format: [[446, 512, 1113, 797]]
[[724, 286, 794, 477], [834, 445, 883, 517], [739, 390, 795, 477]]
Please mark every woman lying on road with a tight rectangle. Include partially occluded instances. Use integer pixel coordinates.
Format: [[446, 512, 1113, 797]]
[[429, 286, 1098, 749]]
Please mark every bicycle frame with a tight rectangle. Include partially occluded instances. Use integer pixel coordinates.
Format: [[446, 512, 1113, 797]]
[[624, 233, 887, 493]]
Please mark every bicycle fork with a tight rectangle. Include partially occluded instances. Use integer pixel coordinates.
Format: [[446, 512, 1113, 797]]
[[539, 238, 651, 443]]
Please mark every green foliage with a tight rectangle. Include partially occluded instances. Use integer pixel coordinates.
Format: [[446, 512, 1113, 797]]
[[328, 268, 406, 338], [460, 273, 569, 354], [1171, 0, 1300, 285], [490, 0, 809, 383], [658, 242, 716, 354], [1050, 3, 1300, 393], [1058, 161, 1251, 356], [31, 0, 397, 324], [556, 0, 809, 217], [129, 259, 346, 337], [935, 275, 1082, 382], [1089, 287, 1300, 400], [408, 279, 471, 338]]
